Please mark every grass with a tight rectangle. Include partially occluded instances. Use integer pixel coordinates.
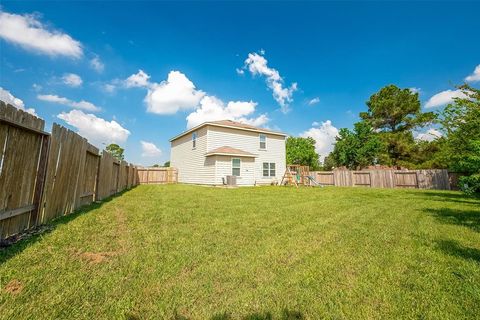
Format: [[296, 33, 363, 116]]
[[1, 185, 479, 319]]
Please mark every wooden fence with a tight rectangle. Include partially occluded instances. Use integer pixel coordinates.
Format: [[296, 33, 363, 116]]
[[312, 169, 453, 190], [0, 102, 139, 239], [136, 167, 178, 184]]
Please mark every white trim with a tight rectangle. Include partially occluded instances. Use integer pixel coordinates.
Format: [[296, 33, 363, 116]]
[[205, 152, 257, 158], [170, 122, 287, 142]]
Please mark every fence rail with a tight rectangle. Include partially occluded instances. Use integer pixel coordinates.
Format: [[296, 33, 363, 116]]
[[0, 102, 140, 239], [311, 169, 453, 190]]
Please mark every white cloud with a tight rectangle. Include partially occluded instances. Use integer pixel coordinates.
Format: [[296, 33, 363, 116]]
[[236, 68, 244, 75], [0, 11, 82, 58], [125, 69, 151, 88], [140, 141, 162, 157], [145, 71, 205, 114], [90, 56, 104, 73], [0, 87, 36, 115], [465, 64, 480, 82], [415, 128, 443, 142], [57, 110, 130, 147], [241, 51, 297, 113], [425, 89, 468, 108], [62, 73, 82, 87], [103, 83, 116, 93], [409, 87, 421, 94], [32, 83, 42, 92], [308, 97, 320, 105], [186, 95, 268, 129], [37, 94, 100, 112], [300, 120, 339, 162]]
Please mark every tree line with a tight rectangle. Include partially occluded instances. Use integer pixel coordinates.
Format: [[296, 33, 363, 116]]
[[286, 84, 480, 195]]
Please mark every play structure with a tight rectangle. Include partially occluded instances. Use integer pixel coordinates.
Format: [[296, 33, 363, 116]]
[[280, 165, 321, 187]]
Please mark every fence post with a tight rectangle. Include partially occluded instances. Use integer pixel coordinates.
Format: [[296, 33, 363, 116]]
[[31, 134, 50, 227]]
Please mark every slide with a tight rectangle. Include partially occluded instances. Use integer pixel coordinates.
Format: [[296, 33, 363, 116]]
[[307, 175, 322, 187]]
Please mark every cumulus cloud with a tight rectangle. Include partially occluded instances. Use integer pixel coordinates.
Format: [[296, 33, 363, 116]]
[[300, 120, 339, 162], [124, 69, 151, 88], [0, 10, 82, 58], [415, 128, 442, 142], [37, 94, 100, 112], [465, 64, 480, 82], [144, 71, 205, 114], [0, 87, 37, 115], [90, 56, 104, 73], [186, 95, 268, 129], [57, 110, 130, 147], [241, 51, 297, 113], [122, 69, 267, 126], [140, 141, 162, 157], [62, 73, 82, 87], [425, 89, 468, 108], [308, 97, 320, 105]]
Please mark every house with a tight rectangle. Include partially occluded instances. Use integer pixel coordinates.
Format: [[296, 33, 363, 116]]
[[170, 120, 287, 186]]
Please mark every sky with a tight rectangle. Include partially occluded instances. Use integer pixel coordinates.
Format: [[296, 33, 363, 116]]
[[0, 1, 479, 165]]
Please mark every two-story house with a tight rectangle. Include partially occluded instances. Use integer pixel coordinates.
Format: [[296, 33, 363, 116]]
[[170, 120, 287, 186]]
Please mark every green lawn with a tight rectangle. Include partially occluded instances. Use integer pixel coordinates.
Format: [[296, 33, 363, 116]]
[[1, 185, 479, 319]]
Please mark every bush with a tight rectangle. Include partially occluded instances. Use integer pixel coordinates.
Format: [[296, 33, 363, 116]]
[[459, 174, 480, 196]]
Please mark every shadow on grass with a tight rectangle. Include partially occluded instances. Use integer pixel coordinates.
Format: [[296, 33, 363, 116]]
[[0, 188, 134, 265], [424, 207, 480, 233], [167, 309, 304, 320], [436, 239, 480, 263], [407, 190, 480, 205]]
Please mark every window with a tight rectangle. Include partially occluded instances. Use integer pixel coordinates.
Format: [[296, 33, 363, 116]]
[[270, 163, 276, 176], [263, 162, 269, 177], [232, 158, 241, 176], [259, 134, 266, 149], [192, 132, 197, 148], [263, 162, 276, 177]]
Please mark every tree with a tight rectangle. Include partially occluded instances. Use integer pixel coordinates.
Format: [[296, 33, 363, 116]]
[[286, 137, 320, 170], [163, 161, 170, 167], [105, 143, 124, 161], [438, 84, 480, 194], [322, 155, 336, 171], [330, 121, 384, 169], [360, 85, 436, 165]]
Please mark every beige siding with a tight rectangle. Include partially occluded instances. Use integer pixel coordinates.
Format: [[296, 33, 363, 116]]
[[207, 126, 286, 185], [214, 155, 255, 185], [170, 126, 215, 184]]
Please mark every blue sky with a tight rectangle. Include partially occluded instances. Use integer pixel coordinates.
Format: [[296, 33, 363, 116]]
[[1, 1, 479, 165]]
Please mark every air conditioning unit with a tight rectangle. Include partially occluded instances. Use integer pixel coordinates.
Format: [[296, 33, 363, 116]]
[[226, 175, 237, 186]]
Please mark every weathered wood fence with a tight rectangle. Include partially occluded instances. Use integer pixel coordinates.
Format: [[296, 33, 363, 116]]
[[311, 169, 453, 190], [0, 102, 139, 239], [136, 167, 178, 184]]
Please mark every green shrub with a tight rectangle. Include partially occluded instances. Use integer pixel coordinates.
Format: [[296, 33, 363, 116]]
[[459, 173, 480, 196]]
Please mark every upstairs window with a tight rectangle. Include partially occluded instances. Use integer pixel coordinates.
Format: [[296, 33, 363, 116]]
[[232, 158, 241, 176], [192, 132, 197, 149], [263, 162, 276, 177], [259, 134, 266, 149]]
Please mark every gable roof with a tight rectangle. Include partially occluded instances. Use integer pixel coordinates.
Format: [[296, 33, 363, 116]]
[[205, 146, 257, 157], [169, 119, 287, 142]]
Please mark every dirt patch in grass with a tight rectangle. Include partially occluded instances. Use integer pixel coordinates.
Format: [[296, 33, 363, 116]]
[[70, 249, 118, 265], [4, 279, 23, 295]]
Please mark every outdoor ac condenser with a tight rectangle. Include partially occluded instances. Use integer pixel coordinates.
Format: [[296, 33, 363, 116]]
[[226, 175, 237, 186]]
